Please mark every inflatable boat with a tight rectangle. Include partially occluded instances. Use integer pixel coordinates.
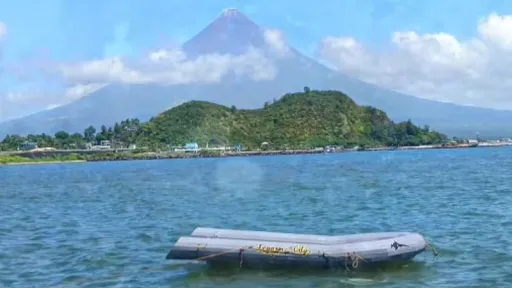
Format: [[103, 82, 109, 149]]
[[166, 227, 433, 269]]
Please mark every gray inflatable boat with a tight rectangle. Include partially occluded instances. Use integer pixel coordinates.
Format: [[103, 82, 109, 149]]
[[166, 227, 435, 269]]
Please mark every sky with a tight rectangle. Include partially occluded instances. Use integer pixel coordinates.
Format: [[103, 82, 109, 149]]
[[1, 0, 512, 122]]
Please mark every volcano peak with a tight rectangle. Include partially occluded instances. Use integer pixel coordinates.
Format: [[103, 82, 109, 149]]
[[182, 7, 264, 56], [222, 8, 241, 17]]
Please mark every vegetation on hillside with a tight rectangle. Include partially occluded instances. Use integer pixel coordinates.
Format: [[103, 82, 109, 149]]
[[0, 89, 447, 151], [138, 89, 447, 149], [0, 118, 142, 151]]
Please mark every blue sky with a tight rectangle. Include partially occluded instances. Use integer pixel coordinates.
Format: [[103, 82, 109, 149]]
[[1, 0, 512, 120], [2, 0, 511, 61]]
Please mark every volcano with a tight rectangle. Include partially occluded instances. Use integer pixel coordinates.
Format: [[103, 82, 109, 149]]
[[183, 8, 267, 56], [2, 9, 512, 137]]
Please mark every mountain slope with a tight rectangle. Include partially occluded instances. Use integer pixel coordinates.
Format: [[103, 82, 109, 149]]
[[137, 89, 447, 149], [1, 9, 512, 138]]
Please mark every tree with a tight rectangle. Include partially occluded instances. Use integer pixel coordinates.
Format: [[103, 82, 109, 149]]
[[100, 125, 108, 139], [84, 126, 96, 143], [95, 133, 107, 142], [54, 131, 70, 140]]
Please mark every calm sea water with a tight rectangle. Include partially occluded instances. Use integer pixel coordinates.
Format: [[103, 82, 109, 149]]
[[2, 148, 512, 288]]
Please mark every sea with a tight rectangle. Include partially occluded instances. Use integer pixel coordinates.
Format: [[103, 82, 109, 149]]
[[1, 147, 512, 288]]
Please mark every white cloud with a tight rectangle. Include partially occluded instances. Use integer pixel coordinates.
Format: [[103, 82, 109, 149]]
[[148, 49, 186, 63], [320, 12, 512, 109], [56, 45, 285, 87], [3, 83, 105, 107], [0, 83, 106, 122], [44, 103, 60, 110], [64, 83, 107, 102], [57, 57, 147, 85], [56, 47, 277, 85], [54, 28, 293, 86], [263, 29, 291, 57]]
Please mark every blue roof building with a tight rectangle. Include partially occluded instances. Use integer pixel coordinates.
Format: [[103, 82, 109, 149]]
[[235, 143, 243, 152], [19, 141, 38, 151], [184, 142, 199, 152]]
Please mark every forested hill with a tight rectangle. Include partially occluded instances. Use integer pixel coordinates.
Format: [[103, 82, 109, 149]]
[[137, 89, 447, 149], [0, 89, 447, 151]]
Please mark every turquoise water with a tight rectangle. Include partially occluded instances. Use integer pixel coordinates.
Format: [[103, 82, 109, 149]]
[[1, 148, 512, 287]]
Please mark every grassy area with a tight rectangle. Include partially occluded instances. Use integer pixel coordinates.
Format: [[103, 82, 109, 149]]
[[0, 153, 86, 165], [0, 151, 191, 165], [0, 148, 315, 165]]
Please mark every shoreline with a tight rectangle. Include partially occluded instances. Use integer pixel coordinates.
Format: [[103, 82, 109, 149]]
[[1, 143, 511, 166], [0, 160, 86, 166]]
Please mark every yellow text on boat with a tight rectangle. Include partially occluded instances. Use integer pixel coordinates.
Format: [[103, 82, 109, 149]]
[[256, 244, 311, 256]]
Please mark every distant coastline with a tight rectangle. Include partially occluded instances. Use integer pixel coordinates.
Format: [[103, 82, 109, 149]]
[[1, 142, 510, 166], [1, 160, 86, 166]]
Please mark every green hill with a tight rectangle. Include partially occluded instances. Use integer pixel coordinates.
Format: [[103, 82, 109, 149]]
[[137, 89, 447, 149]]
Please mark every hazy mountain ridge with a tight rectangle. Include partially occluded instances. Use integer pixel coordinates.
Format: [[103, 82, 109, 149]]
[[1, 9, 512, 138]]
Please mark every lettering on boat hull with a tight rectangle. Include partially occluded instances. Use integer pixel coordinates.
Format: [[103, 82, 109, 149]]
[[256, 244, 311, 256]]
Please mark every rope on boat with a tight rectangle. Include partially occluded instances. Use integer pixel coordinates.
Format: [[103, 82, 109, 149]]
[[239, 249, 245, 267], [194, 246, 252, 262], [195, 245, 252, 268], [344, 252, 365, 270], [424, 238, 439, 259]]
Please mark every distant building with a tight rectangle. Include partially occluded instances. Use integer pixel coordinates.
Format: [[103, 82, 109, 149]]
[[88, 140, 112, 150], [260, 141, 270, 150], [467, 139, 479, 147], [184, 142, 199, 152], [19, 141, 38, 151]]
